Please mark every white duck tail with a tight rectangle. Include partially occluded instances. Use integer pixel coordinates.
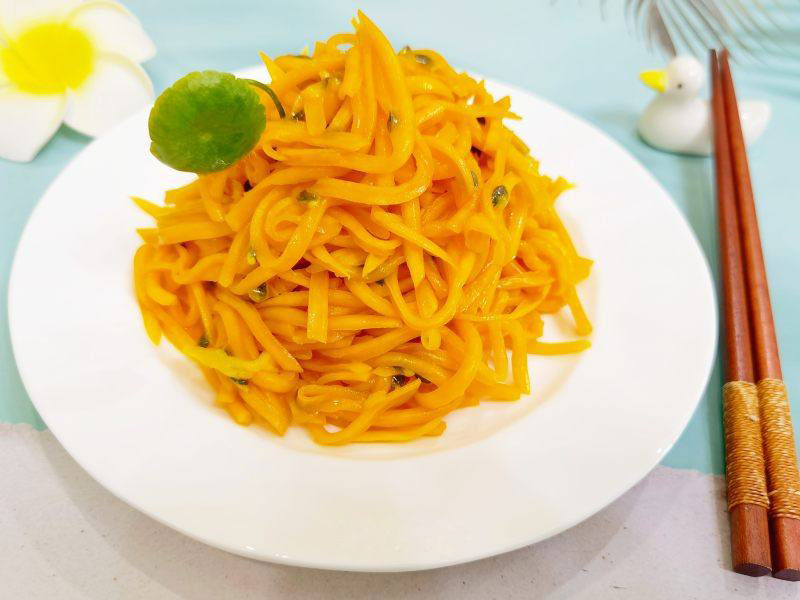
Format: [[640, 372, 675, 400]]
[[739, 100, 771, 146]]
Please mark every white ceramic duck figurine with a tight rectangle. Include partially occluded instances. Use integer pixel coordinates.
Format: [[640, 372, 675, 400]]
[[638, 55, 770, 156]]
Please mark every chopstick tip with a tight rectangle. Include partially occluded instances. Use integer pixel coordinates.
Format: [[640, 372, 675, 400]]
[[774, 568, 800, 582], [734, 563, 772, 578]]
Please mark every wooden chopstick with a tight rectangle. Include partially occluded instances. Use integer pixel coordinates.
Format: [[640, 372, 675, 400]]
[[710, 49, 771, 577], [719, 49, 800, 581]]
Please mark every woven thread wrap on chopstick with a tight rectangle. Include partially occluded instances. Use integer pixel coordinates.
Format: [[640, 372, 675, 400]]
[[723, 381, 770, 510], [759, 378, 800, 519]]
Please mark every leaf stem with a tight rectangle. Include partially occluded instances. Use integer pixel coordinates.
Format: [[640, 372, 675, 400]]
[[241, 79, 286, 119]]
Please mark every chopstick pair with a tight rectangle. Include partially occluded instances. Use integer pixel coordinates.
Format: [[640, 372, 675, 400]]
[[711, 49, 800, 581]]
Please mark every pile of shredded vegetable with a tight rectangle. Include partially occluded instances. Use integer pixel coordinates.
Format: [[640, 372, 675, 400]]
[[133, 12, 592, 445]]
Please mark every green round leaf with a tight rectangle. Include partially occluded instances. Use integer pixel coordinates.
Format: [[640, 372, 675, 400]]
[[148, 71, 266, 173]]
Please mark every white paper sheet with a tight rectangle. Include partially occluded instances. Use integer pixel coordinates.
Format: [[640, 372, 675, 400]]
[[1, 424, 795, 599]]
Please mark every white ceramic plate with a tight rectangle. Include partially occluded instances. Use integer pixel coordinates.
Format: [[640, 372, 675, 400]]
[[9, 67, 716, 572]]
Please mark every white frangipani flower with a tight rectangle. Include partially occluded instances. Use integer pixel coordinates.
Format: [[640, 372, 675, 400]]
[[0, 0, 156, 162]]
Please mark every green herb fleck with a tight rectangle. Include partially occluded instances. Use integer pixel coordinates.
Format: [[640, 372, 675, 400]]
[[491, 185, 508, 207], [297, 190, 318, 203], [246, 247, 257, 265], [198, 334, 209, 348], [149, 71, 270, 173], [292, 109, 306, 122], [387, 112, 398, 131], [414, 54, 432, 66], [230, 377, 249, 386], [471, 171, 479, 188], [248, 282, 268, 302]]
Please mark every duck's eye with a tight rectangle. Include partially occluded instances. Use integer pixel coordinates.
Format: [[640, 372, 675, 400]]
[[677, 83, 683, 89]]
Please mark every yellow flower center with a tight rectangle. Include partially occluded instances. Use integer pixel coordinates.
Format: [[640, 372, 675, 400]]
[[1, 22, 95, 95]]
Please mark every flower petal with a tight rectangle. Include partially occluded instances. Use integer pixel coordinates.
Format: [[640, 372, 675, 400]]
[[0, 87, 66, 162], [68, 0, 156, 64], [64, 53, 153, 137], [0, 0, 81, 35]]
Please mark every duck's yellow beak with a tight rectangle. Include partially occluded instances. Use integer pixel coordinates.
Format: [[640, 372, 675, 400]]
[[640, 69, 667, 93]]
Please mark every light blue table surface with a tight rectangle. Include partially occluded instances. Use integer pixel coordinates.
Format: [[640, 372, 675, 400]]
[[2, 0, 799, 475]]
